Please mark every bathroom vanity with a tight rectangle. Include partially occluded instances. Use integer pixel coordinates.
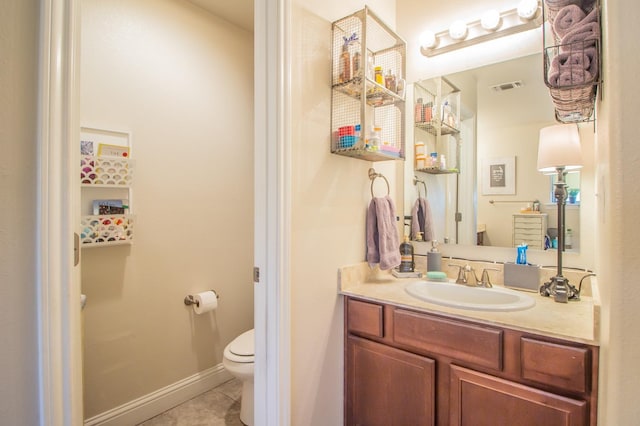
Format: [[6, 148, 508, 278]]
[[340, 264, 599, 425]]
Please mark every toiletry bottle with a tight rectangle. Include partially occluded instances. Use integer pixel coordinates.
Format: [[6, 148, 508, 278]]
[[399, 235, 415, 273], [374, 66, 384, 85], [366, 51, 375, 80], [339, 44, 351, 83], [415, 98, 424, 123], [565, 228, 573, 249], [430, 152, 438, 167], [368, 126, 381, 150], [516, 243, 528, 265], [427, 240, 442, 272], [385, 70, 397, 92], [396, 78, 405, 97], [439, 154, 446, 170], [352, 50, 361, 78], [424, 102, 433, 122]]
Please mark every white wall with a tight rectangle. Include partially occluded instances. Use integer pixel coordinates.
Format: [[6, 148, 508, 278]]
[[80, 0, 254, 417], [0, 1, 40, 424], [596, 0, 640, 424], [289, 1, 398, 424]]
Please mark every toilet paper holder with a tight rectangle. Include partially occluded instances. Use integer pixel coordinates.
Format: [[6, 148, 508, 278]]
[[184, 290, 220, 307]]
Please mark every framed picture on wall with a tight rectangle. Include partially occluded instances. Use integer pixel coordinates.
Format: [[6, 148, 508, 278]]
[[482, 156, 516, 195]]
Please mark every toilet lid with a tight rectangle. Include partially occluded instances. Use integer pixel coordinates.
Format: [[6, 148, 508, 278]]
[[228, 329, 254, 357]]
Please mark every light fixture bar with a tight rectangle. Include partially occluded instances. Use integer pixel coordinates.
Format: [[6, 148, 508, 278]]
[[421, 6, 543, 58]]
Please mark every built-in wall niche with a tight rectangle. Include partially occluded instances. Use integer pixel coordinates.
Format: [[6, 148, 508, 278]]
[[80, 126, 135, 247]]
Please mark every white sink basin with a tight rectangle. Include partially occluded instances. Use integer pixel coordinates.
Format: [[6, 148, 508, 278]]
[[405, 281, 535, 312]]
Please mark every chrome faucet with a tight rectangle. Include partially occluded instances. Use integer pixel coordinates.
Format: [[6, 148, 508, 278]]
[[449, 264, 479, 286], [478, 268, 500, 288]]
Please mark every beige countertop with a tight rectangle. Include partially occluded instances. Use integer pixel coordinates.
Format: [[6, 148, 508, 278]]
[[339, 262, 600, 345]]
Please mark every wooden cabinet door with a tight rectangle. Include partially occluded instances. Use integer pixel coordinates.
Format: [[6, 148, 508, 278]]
[[449, 365, 588, 426], [346, 335, 435, 426]]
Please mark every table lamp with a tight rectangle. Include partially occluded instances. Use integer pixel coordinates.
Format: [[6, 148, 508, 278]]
[[537, 124, 583, 303]]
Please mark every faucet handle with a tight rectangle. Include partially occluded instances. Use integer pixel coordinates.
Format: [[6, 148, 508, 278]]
[[480, 267, 500, 288], [448, 264, 467, 284]]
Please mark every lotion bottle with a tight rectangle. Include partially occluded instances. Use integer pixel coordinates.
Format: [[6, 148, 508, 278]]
[[427, 240, 442, 272]]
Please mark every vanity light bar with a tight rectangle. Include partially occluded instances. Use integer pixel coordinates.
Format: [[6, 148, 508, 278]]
[[420, 4, 543, 58]]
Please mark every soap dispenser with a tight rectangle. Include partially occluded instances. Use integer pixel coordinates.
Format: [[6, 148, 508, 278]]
[[427, 240, 442, 272], [399, 235, 414, 273]]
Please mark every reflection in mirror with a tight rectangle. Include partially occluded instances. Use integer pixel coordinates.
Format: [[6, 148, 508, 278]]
[[407, 53, 590, 252]]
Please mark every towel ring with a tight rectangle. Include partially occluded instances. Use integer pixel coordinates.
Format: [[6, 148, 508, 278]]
[[413, 176, 427, 198], [368, 168, 390, 198]]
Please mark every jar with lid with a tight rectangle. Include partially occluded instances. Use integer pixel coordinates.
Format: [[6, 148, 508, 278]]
[[374, 66, 383, 85], [385, 70, 397, 92], [368, 126, 381, 150]]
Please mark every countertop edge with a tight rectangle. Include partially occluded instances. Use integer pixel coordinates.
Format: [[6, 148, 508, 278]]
[[339, 263, 600, 346]]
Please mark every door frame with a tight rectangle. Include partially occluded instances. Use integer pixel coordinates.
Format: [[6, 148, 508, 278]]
[[37, 0, 290, 424]]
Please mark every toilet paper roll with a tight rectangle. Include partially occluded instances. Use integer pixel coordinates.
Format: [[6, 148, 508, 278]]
[[193, 290, 218, 314]]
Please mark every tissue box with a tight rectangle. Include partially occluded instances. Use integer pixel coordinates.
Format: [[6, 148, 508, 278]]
[[504, 262, 540, 292]]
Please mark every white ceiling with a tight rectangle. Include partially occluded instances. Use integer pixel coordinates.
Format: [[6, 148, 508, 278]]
[[187, 0, 253, 32]]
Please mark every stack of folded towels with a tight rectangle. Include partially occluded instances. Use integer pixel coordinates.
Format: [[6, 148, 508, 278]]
[[545, 0, 600, 87]]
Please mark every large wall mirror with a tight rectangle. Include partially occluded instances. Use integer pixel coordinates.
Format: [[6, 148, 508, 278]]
[[404, 53, 594, 254]]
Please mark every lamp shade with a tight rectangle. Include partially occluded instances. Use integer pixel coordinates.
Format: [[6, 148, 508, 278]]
[[537, 124, 583, 172]]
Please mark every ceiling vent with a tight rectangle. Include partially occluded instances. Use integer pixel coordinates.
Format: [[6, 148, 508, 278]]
[[490, 80, 524, 92]]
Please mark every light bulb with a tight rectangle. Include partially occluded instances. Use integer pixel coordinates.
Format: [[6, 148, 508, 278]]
[[449, 20, 468, 40], [481, 9, 502, 31], [517, 0, 539, 20], [419, 30, 438, 49]]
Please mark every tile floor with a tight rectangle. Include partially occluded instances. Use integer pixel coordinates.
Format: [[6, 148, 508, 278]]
[[137, 378, 244, 426]]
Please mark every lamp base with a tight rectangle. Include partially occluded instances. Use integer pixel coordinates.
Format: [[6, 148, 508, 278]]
[[540, 275, 580, 303]]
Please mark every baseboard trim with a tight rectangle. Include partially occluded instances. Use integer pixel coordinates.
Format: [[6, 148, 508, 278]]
[[84, 363, 233, 426]]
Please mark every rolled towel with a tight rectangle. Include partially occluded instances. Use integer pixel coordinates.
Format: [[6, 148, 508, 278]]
[[561, 22, 600, 48], [553, 5, 586, 38], [545, 0, 583, 11], [581, 7, 599, 24], [548, 68, 593, 87], [551, 50, 590, 70], [583, 46, 599, 80]]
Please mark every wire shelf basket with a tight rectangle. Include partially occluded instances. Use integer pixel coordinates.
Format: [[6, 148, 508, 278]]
[[542, 0, 601, 123], [331, 7, 406, 161], [544, 39, 599, 122]]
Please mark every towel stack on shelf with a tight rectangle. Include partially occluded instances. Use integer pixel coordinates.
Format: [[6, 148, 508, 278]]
[[545, 1, 599, 88], [543, 0, 600, 121]]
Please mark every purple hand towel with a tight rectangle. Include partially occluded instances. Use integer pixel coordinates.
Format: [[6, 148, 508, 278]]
[[410, 197, 435, 242], [553, 5, 586, 38], [366, 196, 400, 271]]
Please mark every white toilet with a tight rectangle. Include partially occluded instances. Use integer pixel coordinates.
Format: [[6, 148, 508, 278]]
[[223, 329, 255, 426]]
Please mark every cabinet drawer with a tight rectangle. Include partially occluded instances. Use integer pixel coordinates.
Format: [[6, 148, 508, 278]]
[[347, 298, 384, 338], [521, 338, 590, 393], [514, 216, 543, 225], [393, 309, 503, 370]]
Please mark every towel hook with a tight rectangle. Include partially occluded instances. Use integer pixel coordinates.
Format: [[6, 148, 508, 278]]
[[368, 168, 390, 198], [413, 176, 427, 198]]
